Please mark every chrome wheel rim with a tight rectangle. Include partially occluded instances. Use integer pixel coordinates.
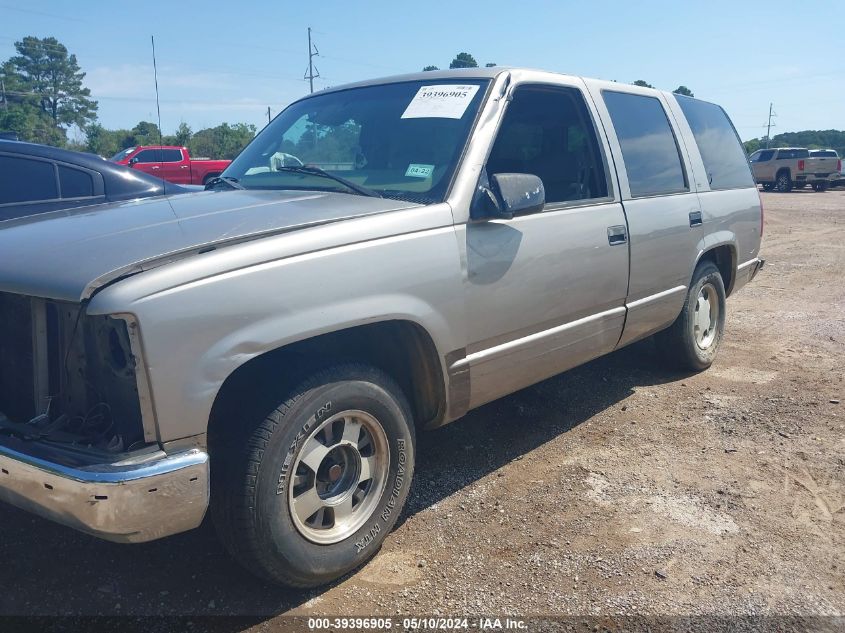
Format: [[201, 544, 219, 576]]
[[288, 410, 389, 544], [694, 283, 719, 350]]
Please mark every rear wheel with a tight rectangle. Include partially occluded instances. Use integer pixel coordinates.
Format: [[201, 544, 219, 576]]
[[775, 171, 792, 192], [813, 182, 828, 192], [211, 363, 415, 587], [656, 261, 726, 371], [202, 173, 221, 186]]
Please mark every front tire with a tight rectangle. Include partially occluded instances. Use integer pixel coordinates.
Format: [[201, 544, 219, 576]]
[[775, 171, 793, 192], [211, 364, 415, 587], [656, 261, 726, 371]]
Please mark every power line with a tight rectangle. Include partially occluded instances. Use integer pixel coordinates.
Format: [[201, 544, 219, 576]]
[[304, 27, 320, 94]]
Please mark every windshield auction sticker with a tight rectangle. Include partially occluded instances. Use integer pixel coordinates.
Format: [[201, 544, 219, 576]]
[[401, 84, 480, 119]]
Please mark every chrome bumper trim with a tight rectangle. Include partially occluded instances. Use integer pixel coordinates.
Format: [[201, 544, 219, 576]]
[[0, 444, 209, 543]]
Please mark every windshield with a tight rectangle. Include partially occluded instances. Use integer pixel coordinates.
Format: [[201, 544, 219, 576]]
[[110, 147, 136, 162], [223, 79, 490, 203]]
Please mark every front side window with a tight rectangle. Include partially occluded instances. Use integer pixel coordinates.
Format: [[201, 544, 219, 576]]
[[675, 95, 754, 190], [133, 149, 161, 163], [224, 79, 490, 204], [752, 149, 775, 162], [602, 91, 687, 197], [486, 85, 609, 203], [0, 155, 58, 204]]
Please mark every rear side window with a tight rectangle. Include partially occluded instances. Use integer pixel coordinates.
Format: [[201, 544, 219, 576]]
[[161, 149, 183, 162], [810, 150, 837, 157], [0, 155, 58, 204], [602, 91, 687, 197], [58, 165, 95, 198], [675, 96, 754, 190]]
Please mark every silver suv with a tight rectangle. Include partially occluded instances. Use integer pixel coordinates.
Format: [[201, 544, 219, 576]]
[[0, 68, 764, 587]]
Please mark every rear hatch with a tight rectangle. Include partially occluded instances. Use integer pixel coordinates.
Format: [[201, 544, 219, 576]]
[[808, 151, 839, 177]]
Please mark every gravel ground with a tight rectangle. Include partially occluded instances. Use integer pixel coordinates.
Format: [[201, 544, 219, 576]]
[[1, 189, 843, 630]]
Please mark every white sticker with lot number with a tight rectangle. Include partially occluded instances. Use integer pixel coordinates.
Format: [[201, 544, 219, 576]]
[[405, 163, 434, 178], [401, 84, 480, 119]]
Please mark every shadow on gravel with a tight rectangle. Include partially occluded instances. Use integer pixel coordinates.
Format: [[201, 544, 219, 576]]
[[0, 339, 690, 620]]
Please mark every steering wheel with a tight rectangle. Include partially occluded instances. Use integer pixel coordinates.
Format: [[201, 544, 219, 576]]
[[270, 152, 304, 170]]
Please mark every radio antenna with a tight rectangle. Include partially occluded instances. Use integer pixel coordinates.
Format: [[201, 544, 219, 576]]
[[151, 35, 166, 193]]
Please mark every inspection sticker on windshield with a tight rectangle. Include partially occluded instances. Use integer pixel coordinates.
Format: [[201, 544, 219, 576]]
[[401, 84, 480, 119], [405, 163, 434, 178]]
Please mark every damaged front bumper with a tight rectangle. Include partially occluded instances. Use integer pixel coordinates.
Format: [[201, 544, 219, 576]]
[[0, 441, 209, 543]]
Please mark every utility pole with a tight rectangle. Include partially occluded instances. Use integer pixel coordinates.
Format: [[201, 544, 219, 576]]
[[305, 27, 320, 93], [1, 79, 7, 111], [765, 103, 776, 148], [267, 106, 271, 124]]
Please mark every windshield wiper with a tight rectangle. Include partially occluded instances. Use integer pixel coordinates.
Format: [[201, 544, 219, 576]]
[[274, 166, 382, 198], [205, 175, 244, 190]]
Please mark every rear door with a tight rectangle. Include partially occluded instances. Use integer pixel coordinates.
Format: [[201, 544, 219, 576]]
[[585, 81, 701, 346], [462, 79, 629, 408], [158, 148, 189, 184]]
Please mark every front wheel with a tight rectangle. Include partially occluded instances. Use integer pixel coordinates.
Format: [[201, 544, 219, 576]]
[[211, 364, 415, 587], [656, 261, 726, 371], [761, 182, 775, 191]]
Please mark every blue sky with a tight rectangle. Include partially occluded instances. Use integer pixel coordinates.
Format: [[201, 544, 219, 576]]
[[2, 1, 842, 141]]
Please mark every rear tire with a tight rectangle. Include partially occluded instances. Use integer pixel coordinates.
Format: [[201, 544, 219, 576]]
[[813, 182, 828, 192], [211, 363, 416, 587], [656, 261, 726, 371], [202, 173, 221, 186]]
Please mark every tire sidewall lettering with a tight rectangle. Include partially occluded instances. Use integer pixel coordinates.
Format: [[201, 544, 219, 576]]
[[276, 400, 332, 496]]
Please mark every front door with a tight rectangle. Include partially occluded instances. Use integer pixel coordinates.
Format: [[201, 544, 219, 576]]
[[461, 82, 630, 409]]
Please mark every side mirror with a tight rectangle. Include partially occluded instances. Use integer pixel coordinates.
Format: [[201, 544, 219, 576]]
[[128, 157, 139, 166], [473, 173, 545, 220]]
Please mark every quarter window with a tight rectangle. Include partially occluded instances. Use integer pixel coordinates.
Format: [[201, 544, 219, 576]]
[[486, 85, 609, 204], [0, 156, 58, 204], [602, 91, 687, 197], [675, 95, 754, 190], [58, 165, 95, 198]]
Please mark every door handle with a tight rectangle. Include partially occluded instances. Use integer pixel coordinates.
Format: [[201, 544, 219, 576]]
[[607, 225, 627, 245], [689, 210, 703, 227], [151, 165, 160, 170], [180, 165, 189, 169]]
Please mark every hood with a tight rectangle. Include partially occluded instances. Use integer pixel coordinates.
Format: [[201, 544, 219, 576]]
[[0, 189, 418, 302]]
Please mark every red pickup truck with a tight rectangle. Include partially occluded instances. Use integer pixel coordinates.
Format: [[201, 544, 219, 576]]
[[110, 146, 231, 186]]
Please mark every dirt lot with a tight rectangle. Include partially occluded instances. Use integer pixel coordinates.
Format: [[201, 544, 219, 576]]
[[1, 189, 843, 629]]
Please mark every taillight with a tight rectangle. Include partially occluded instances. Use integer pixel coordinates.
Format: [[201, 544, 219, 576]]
[[838, 159, 842, 172], [759, 192, 764, 237], [798, 159, 805, 171]]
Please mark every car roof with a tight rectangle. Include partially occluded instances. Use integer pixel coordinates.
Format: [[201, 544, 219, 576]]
[[0, 139, 181, 187], [0, 139, 191, 198]]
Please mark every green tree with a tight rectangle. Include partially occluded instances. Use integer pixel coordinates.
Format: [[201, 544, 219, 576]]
[[673, 85, 694, 97], [633, 79, 654, 88], [189, 122, 256, 159], [174, 121, 192, 146], [8, 36, 97, 130], [422, 65, 439, 71], [449, 52, 478, 69]]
